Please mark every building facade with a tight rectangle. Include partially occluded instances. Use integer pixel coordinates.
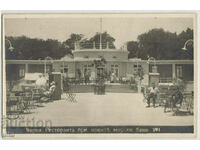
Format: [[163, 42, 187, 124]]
[[6, 46, 194, 91]]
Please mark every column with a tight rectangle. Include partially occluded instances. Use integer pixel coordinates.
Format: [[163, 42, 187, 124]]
[[172, 63, 176, 79], [106, 42, 109, 49], [93, 41, 96, 49], [25, 63, 29, 73]]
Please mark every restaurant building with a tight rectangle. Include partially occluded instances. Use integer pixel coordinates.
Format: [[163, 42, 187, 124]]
[[6, 43, 194, 91]]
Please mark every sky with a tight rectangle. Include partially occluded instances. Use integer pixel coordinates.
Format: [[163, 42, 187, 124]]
[[4, 15, 193, 48]]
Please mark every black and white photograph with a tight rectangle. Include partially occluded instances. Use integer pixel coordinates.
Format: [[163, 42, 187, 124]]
[[2, 13, 197, 138]]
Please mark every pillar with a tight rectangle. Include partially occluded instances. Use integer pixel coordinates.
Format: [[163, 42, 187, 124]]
[[93, 41, 96, 49], [25, 63, 29, 73], [172, 63, 176, 79], [106, 42, 109, 49]]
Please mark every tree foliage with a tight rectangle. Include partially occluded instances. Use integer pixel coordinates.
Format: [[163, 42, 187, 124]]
[[63, 33, 83, 51], [5, 36, 70, 60], [79, 32, 116, 49], [127, 28, 193, 60], [127, 41, 140, 59], [89, 32, 115, 49], [5, 28, 193, 60]]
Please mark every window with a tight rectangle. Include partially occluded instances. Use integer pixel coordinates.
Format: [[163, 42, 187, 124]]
[[154, 64, 172, 83], [111, 64, 119, 77], [46, 65, 52, 73], [83, 64, 92, 77], [133, 64, 141, 73], [177, 64, 193, 81], [98, 55, 103, 58], [60, 64, 68, 74]]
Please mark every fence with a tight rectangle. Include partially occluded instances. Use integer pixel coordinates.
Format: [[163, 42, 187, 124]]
[[159, 77, 173, 83]]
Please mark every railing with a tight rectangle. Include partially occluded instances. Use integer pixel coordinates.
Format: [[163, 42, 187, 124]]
[[75, 42, 114, 50], [159, 77, 173, 83]]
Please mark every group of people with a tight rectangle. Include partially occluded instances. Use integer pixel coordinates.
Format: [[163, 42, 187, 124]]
[[75, 68, 120, 84], [144, 82, 183, 111]]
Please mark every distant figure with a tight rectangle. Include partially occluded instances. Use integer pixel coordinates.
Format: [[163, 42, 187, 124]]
[[63, 77, 70, 92], [147, 83, 158, 108], [111, 72, 116, 83], [90, 71, 95, 83], [84, 69, 90, 85], [176, 77, 184, 91], [110, 72, 114, 83], [35, 74, 47, 89]]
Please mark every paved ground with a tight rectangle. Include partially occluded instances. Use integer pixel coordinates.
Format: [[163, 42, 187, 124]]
[[12, 93, 193, 127]]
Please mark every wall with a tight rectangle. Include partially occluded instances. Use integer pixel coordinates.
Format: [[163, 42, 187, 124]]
[[53, 61, 76, 77], [6, 64, 24, 80], [149, 64, 172, 78], [126, 61, 149, 85], [28, 64, 44, 73], [73, 49, 128, 61]]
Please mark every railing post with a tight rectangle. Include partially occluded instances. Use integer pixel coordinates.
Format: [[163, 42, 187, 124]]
[[172, 63, 176, 79], [93, 41, 96, 49], [74, 42, 77, 50], [106, 42, 109, 49]]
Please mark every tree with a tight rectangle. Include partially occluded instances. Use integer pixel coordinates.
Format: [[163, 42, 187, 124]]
[[63, 33, 83, 51], [137, 28, 177, 59], [66, 32, 116, 49], [176, 28, 193, 59], [135, 28, 193, 60], [89, 32, 116, 49], [5, 36, 70, 60], [127, 41, 140, 58]]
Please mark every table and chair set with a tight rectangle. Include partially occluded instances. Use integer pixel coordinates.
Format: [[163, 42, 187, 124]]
[[6, 86, 54, 117], [142, 85, 193, 115]]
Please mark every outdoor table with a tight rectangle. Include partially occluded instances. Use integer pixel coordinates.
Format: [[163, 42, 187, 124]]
[[32, 88, 43, 100], [7, 95, 23, 113]]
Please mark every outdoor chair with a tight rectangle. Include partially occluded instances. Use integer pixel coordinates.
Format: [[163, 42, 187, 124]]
[[130, 83, 137, 91], [162, 86, 193, 116], [158, 85, 169, 107], [7, 92, 28, 116], [32, 88, 43, 101], [161, 85, 178, 112], [63, 84, 76, 102], [21, 91, 34, 111], [180, 91, 193, 115], [31, 88, 50, 107]]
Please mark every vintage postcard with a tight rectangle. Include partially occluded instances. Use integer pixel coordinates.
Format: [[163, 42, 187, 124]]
[[1, 13, 197, 138]]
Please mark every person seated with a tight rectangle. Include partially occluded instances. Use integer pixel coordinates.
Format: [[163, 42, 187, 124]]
[[40, 81, 56, 101], [171, 86, 183, 112], [147, 83, 159, 108]]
